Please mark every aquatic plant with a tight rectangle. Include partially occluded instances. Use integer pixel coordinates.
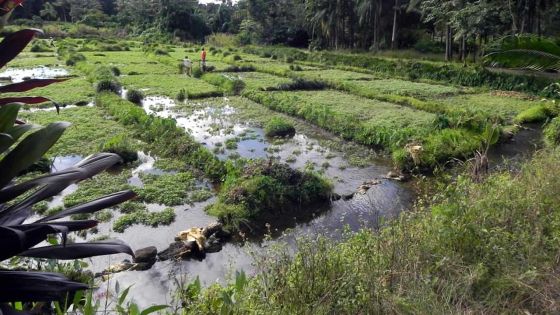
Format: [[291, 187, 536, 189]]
[[96, 79, 121, 94], [264, 117, 295, 137], [207, 159, 332, 232], [126, 88, 144, 105], [100, 134, 138, 164]]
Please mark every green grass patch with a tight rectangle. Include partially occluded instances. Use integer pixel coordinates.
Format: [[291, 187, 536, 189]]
[[120, 74, 221, 99], [19, 106, 136, 156]]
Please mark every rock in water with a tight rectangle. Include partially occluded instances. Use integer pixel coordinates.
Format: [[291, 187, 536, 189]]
[[134, 246, 157, 264]]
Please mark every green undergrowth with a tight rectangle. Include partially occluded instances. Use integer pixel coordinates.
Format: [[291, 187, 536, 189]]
[[206, 159, 332, 232], [184, 148, 560, 314], [96, 93, 225, 181]]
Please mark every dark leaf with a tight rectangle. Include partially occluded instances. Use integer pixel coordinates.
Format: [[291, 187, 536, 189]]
[[0, 29, 42, 69], [0, 133, 13, 153], [0, 97, 51, 106], [0, 168, 87, 204], [0, 79, 67, 93], [0, 271, 87, 303], [19, 240, 134, 260]]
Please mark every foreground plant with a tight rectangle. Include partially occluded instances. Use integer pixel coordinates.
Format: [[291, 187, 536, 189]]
[[0, 6, 136, 313]]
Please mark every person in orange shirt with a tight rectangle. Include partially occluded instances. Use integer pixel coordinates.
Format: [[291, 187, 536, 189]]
[[200, 47, 207, 71]]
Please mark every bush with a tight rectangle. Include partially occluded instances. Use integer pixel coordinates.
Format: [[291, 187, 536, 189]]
[[65, 53, 86, 66], [110, 66, 121, 76], [177, 88, 187, 102], [96, 79, 121, 94], [515, 105, 550, 123], [224, 65, 256, 72], [202, 73, 245, 95], [265, 117, 296, 137], [30, 41, 52, 52], [544, 117, 560, 146], [206, 160, 332, 232], [192, 67, 203, 78], [126, 89, 144, 105], [275, 78, 327, 91], [100, 134, 138, 164]]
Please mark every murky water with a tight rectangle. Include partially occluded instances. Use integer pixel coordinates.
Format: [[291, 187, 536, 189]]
[[82, 95, 415, 307], [0, 67, 69, 83]]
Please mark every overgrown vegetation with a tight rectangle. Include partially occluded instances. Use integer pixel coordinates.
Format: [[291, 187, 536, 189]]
[[207, 159, 332, 232], [183, 148, 560, 314]]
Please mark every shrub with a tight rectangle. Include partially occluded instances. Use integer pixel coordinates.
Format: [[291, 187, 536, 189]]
[[224, 65, 256, 72], [206, 160, 332, 232], [544, 117, 560, 146], [177, 88, 187, 102], [96, 79, 121, 94], [30, 41, 52, 52], [100, 134, 138, 164], [232, 54, 242, 61], [110, 66, 121, 76], [265, 117, 296, 137], [515, 105, 550, 123], [192, 67, 203, 78], [275, 78, 327, 91], [126, 89, 144, 105], [65, 53, 86, 66], [202, 73, 245, 95]]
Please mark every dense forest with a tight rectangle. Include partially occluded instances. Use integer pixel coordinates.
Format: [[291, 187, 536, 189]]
[[11, 0, 560, 54]]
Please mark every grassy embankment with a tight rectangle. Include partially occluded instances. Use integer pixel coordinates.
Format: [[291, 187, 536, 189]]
[[179, 146, 560, 314]]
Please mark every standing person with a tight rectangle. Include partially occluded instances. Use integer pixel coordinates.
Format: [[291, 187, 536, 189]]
[[200, 47, 207, 71], [183, 56, 192, 76]]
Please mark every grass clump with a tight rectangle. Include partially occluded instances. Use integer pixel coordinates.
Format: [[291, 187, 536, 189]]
[[176, 88, 187, 102], [206, 159, 332, 232], [275, 78, 327, 91], [113, 207, 175, 233], [96, 79, 121, 94], [126, 89, 144, 105], [264, 117, 295, 138], [202, 73, 245, 95], [100, 134, 138, 164], [224, 65, 256, 72], [30, 41, 53, 52]]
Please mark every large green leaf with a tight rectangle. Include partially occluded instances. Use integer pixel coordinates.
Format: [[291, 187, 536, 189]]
[[0, 103, 20, 133], [0, 122, 70, 189], [0, 133, 14, 153]]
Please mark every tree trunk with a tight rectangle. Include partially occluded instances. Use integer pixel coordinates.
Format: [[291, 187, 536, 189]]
[[391, 0, 400, 50], [445, 25, 452, 61], [461, 35, 466, 66]]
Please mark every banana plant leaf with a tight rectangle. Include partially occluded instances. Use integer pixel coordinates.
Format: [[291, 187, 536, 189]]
[[0, 28, 41, 69], [0, 79, 67, 93], [0, 97, 51, 106], [19, 240, 134, 260], [0, 103, 19, 133], [0, 122, 69, 189], [36, 190, 136, 223], [0, 271, 88, 303]]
